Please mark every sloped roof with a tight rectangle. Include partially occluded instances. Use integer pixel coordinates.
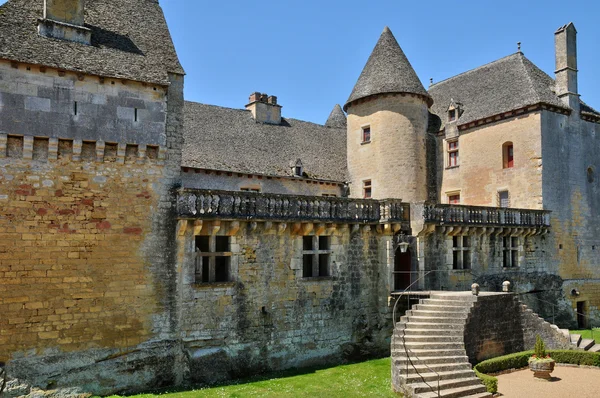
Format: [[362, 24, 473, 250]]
[[182, 102, 348, 182], [0, 0, 184, 85], [325, 104, 347, 129], [344, 27, 430, 111], [428, 52, 568, 130]]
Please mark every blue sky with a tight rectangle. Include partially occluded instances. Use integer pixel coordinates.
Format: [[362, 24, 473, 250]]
[[2, 0, 599, 124]]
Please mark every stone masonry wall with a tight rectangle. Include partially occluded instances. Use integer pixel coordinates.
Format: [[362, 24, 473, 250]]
[[438, 112, 543, 208], [541, 110, 600, 327], [176, 221, 393, 384], [464, 294, 572, 364], [0, 64, 186, 394], [347, 94, 429, 201]]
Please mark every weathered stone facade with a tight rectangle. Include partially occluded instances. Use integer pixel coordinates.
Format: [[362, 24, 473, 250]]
[[1, 1, 599, 395]]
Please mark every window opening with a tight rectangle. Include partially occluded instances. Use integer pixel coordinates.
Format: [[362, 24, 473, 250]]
[[303, 236, 332, 278], [448, 194, 460, 204], [448, 109, 456, 122], [452, 235, 471, 270], [499, 190, 510, 208], [240, 187, 260, 192], [448, 140, 459, 167], [195, 235, 232, 283], [503, 142, 514, 168], [134, 108, 138, 122], [362, 126, 371, 143], [363, 180, 372, 199], [74, 101, 78, 116], [503, 236, 519, 268]]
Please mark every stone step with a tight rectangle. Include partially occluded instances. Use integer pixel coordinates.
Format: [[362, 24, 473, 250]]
[[429, 294, 478, 302], [415, 304, 472, 313], [393, 348, 467, 358], [394, 355, 469, 365], [588, 344, 600, 352], [404, 315, 466, 324], [399, 362, 473, 374], [398, 327, 464, 336], [559, 328, 570, 338], [416, 383, 488, 398], [408, 310, 470, 319], [570, 334, 582, 346], [412, 377, 484, 394], [403, 369, 476, 384], [405, 322, 465, 330], [396, 341, 465, 350], [579, 338, 595, 350], [401, 334, 465, 343], [421, 299, 474, 307]]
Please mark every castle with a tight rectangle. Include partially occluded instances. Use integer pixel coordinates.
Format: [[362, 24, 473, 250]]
[[0, 0, 599, 395]]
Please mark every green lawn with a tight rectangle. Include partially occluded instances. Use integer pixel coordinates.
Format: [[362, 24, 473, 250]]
[[109, 358, 399, 398], [571, 328, 600, 344]]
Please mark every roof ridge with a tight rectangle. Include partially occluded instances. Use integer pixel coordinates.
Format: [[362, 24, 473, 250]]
[[516, 53, 542, 104], [429, 53, 520, 89]]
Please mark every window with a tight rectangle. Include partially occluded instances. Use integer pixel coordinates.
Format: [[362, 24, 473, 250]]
[[363, 180, 372, 198], [195, 235, 232, 283], [292, 159, 303, 177], [134, 108, 138, 122], [74, 101, 78, 116], [448, 109, 456, 122], [452, 236, 471, 270], [240, 187, 260, 192], [448, 140, 459, 167], [503, 142, 514, 168], [322, 193, 337, 197], [499, 191, 509, 208], [362, 126, 371, 143], [588, 167, 595, 183], [448, 194, 460, 204], [302, 236, 332, 278], [503, 236, 519, 268]]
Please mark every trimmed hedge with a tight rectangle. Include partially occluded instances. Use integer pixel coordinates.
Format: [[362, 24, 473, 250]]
[[474, 350, 600, 394]]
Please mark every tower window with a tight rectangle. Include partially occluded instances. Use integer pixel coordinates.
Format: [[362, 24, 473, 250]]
[[503, 142, 514, 168], [361, 126, 371, 143], [363, 180, 372, 199], [74, 101, 78, 116], [448, 140, 459, 167], [134, 108, 138, 122]]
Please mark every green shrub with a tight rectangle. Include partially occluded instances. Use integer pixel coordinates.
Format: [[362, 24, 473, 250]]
[[474, 349, 600, 394], [533, 335, 547, 358]]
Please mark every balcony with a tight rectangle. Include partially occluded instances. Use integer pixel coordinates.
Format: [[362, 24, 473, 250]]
[[423, 204, 550, 228], [177, 189, 410, 225]]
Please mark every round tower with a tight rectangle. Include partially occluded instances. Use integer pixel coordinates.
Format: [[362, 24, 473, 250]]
[[344, 27, 431, 202]]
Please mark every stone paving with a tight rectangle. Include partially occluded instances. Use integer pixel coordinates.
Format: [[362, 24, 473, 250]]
[[496, 365, 600, 397]]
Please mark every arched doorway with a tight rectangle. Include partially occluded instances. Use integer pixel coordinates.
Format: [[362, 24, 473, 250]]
[[394, 247, 412, 291]]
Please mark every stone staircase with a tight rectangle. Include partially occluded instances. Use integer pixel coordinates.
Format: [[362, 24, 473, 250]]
[[569, 332, 600, 352], [392, 293, 491, 398]]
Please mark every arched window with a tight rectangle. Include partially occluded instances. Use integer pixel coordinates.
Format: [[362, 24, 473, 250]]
[[503, 142, 514, 169]]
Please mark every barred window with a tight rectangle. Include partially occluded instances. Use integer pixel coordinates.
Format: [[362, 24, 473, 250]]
[[302, 236, 332, 278], [452, 236, 471, 270], [195, 235, 232, 283], [503, 236, 519, 268]]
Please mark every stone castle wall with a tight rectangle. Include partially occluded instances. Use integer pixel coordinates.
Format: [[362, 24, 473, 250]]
[[176, 221, 394, 384], [347, 94, 429, 201], [438, 112, 543, 208]]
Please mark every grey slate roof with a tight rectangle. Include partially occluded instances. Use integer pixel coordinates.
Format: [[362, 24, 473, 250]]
[[183, 102, 348, 182], [325, 104, 347, 129], [344, 27, 430, 111], [428, 52, 568, 131], [0, 0, 184, 85]]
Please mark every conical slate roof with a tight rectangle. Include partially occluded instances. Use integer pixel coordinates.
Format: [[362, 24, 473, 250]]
[[344, 27, 431, 111], [325, 104, 347, 129]]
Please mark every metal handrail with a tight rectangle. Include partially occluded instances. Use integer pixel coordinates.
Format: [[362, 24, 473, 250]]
[[392, 270, 441, 397]]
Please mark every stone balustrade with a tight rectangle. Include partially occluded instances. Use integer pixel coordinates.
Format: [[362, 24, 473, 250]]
[[423, 204, 551, 227], [177, 189, 410, 224]]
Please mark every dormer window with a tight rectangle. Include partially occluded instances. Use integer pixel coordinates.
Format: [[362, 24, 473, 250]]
[[448, 109, 456, 122], [292, 159, 303, 177]]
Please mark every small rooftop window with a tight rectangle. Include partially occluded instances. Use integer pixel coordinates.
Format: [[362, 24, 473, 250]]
[[448, 109, 456, 122], [291, 159, 304, 177]]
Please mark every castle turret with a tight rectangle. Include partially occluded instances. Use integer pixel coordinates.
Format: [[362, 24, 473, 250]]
[[344, 27, 431, 201]]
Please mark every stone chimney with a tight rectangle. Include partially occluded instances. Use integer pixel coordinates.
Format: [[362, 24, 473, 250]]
[[38, 0, 91, 45], [245, 92, 282, 125], [555, 23, 579, 113]]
